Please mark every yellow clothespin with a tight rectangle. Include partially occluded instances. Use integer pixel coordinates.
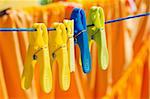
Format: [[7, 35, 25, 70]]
[[49, 23, 70, 91], [21, 23, 52, 93], [64, 20, 75, 72]]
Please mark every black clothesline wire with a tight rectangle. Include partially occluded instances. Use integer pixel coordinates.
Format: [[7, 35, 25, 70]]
[[0, 12, 150, 31]]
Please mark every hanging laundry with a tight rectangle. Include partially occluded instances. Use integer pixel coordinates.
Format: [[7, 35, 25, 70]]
[[126, 0, 137, 13], [13, 9, 32, 63], [0, 11, 29, 98], [88, 6, 109, 70], [103, 39, 149, 99], [0, 1, 149, 98], [63, 2, 82, 19], [0, 56, 8, 99], [64, 20, 75, 72], [49, 22, 70, 91], [70, 8, 91, 73], [21, 23, 52, 93]]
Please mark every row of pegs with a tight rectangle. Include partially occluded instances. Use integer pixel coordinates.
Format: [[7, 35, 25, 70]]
[[21, 6, 109, 93], [1, 6, 150, 93]]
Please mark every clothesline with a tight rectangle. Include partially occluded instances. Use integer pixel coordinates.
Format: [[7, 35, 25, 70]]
[[0, 12, 150, 31]]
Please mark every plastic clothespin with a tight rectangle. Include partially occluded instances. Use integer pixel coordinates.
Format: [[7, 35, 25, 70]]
[[64, 20, 75, 72], [70, 8, 91, 73], [39, 0, 51, 5], [49, 23, 70, 91], [88, 6, 109, 70], [21, 23, 52, 93]]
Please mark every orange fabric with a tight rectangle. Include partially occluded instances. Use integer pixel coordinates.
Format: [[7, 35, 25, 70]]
[[0, 12, 28, 98], [14, 9, 31, 63], [133, 0, 150, 55], [103, 39, 149, 99], [0, 1, 149, 99], [105, 0, 126, 85], [0, 54, 8, 99], [140, 54, 149, 99]]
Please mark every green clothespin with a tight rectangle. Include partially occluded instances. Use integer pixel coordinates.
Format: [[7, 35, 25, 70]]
[[88, 6, 109, 70], [39, 0, 52, 5]]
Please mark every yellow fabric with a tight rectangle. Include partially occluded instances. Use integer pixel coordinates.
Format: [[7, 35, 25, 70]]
[[21, 23, 52, 93], [49, 23, 70, 91]]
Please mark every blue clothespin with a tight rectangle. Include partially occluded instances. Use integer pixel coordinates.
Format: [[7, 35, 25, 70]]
[[70, 8, 91, 73]]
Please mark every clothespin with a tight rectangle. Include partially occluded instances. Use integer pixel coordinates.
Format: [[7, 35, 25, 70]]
[[88, 6, 109, 70], [64, 20, 75, 72], [49, 23, 70, 91], [21, 23, 52, 93], [70, 8, 91, 73], [40, 0, 51, 5]]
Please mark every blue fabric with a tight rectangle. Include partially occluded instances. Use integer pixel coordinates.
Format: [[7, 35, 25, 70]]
[[70, 8, 91, 73]]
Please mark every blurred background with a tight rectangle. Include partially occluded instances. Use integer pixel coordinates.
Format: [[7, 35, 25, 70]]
[[0, 0, 149, 99]]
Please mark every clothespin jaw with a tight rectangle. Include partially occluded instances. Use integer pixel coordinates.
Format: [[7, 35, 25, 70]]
[[64, 20, 74, 37], [70, 8, 91, 73], [64, 20, 75, 72], [70, 8, 86, 36], [21, 23, 52, 93], [49, 23, 70, 91], [88, 6, 109, 70]]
